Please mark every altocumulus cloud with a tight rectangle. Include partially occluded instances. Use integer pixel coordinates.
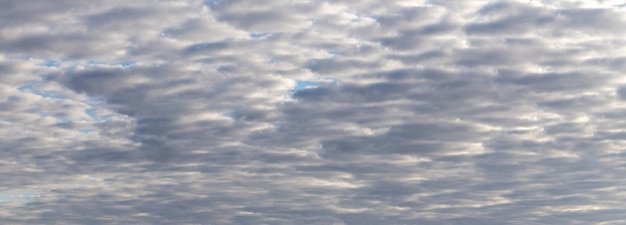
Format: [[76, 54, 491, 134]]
[[1, 0, 626, 224]]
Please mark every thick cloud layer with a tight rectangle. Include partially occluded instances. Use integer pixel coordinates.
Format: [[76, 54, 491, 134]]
[[2, 0, 626, 224]]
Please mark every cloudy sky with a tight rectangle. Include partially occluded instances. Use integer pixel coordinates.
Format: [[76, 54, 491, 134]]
[[2, 0, 626, 224]]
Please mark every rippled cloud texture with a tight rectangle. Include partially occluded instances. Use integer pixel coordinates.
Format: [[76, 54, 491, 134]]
[[2, 0, 626, 224]]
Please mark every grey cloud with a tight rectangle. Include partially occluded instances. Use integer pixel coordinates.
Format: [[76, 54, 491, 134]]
[[294, 82, 417, 102], [559, 8, 626, 34], [495, 71, 609, 92], [466, 2, 626, 37], [465, 2, 556, 35], [616, 85, 626, 99], [2, 0, 626, 224]]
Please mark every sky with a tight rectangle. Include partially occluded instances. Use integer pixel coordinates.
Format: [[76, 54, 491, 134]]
[[1, 0, 626, 224]]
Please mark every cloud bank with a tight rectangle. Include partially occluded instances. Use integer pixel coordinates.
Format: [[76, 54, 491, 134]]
[[2, 0, 626, 224]]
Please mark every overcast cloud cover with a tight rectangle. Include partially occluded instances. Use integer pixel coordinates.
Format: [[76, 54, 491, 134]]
[[2, 0, 626, 224]]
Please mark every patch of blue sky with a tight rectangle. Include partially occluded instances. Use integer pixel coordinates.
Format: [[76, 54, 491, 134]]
[[43, 60, 59, 67], [84, 59, 134, 68], [194, 42, 209, 48], [269, 57, 281, 64], [86, 59, 100, 65], [119, 61, 134, 67], [221, 112, 235, 120], [17, 83, 64, 99], [216, 66, 232, 74], [327, 49, 342, 57], [17, 83, 35, 91], [188, 41, 232, 52], [85, 96, 106, 104], [271, 122, 284, 131], [85, 108, 110, 123], [205, 0, 225, 8], [56, 117, 71, 123], [291, 80, 321, 94], [249, 33, 265, 39], [32, 89, 62, 99], [0, 190, 40, 205], [249, 33, 277, 40], [86, 108, 96, 118], [79, 128, 94, 134], [290, 77, 341, 95], [160, 31, 170, 37], [86, 59, 111, 66]]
